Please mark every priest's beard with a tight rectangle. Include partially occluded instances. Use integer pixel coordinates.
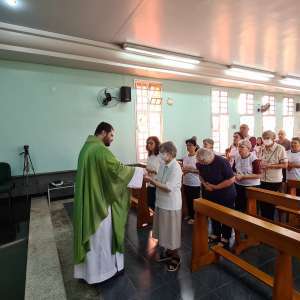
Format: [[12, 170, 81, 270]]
[[103, 136, 112, 147]]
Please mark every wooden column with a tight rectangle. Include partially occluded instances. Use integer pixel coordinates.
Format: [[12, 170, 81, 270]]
[[191, 210, 218, 272], [136, 181, 152, 229], [273, 252, 293, 300], [234, 195, 259, 255], [287, 183, 300, 228]]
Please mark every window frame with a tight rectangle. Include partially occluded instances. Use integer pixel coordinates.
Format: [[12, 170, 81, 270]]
[[211, 89, 229, 154], [135, 80, 163, 163], [282, 97, 295, 139], [239, 92, 255, 136], [262, 95, 276, 132]]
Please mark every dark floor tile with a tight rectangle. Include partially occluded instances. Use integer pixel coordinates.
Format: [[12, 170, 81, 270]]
[[295, 276, 300, 292], [218, 257, 248, 279], [214, 278, 270, 300], [124, 247, 166, 292], [293, 257, 300, 278], [136, 273, 217, 300], [192, 292, 221, 300], [240, 274, 273, 299], [137, 283, 180, 300], [170, 272, 220, 300], [238, 244, 277, 268], [192, 264, 236, 291], [96, 273, 137, 300], [259, 260, 275, 277]]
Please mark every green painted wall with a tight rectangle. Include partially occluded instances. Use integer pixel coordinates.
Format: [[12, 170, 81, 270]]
[[0, 59, 298, 175]]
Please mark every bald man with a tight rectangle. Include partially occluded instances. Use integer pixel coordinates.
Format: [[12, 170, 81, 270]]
[[277, 129, 291, 151]]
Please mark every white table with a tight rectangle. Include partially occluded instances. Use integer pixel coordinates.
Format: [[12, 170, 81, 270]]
[[47, 182, 75, 206]]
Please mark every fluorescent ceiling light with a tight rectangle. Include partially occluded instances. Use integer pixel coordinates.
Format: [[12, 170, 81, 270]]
[[6, 0, 17, 7], [280, 76, 300, 87], [225, 65, 275, 81], [123, 43, 201, 65], [158, 59, 196, 69]]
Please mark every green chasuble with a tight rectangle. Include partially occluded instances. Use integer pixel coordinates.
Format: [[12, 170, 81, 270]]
[[73, 135, 135, 264]]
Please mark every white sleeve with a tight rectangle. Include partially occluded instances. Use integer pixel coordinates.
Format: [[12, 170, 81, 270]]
[[165, 166, 182, 192], [127, 167, 145, 188]]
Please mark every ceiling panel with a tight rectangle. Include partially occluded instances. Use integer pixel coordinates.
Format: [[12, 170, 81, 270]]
[[1, 0, 300, 75], [116, 0, 300, 74], [0, 0, 144, 42]]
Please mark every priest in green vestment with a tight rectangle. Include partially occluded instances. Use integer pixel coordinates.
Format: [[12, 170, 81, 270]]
[[74, 122, 144, 284]]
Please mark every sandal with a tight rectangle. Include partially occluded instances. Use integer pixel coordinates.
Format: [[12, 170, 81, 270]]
[[167, 257, 181, 272], [156, 251, 172, 262]]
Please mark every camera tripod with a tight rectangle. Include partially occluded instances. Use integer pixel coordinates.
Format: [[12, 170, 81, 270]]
[[19, 145, 36, 186]]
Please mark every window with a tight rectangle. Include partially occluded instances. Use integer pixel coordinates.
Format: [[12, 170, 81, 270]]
[[211, 89, 229, 153], [283, 97, 294, 139], [262, 95, 276, 132], [239, 93, 254, 136], [135, 80, 163, 162]]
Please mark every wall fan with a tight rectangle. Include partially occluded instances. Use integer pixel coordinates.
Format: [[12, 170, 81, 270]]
[[257, 103, 270, 113], [97, 88, 120, 108]]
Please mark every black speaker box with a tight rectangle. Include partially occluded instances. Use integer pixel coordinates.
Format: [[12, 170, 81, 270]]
[[120, 86, 131, 102], [296, 102, 300, 112]]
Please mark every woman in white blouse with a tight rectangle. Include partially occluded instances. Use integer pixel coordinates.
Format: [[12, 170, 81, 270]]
[[287, 137, 300, 181], [233, 140, 261, 212], [144, 141, 182, 272], [145, 136, 161, 210], [182, 137, 200, 224], [226, 132, 243, 166]]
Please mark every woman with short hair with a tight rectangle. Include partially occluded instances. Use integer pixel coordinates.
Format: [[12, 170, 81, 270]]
[[287, 137, 300, 180], [182, 138, 200, 224], [144, 141, 182, 272], [233, 140, 261, 212], [260, 130, 288, 220], [226, 132, 243, 166]]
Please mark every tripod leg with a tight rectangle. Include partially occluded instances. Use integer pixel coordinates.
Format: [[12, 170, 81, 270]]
[[28, 154, 36, 175]]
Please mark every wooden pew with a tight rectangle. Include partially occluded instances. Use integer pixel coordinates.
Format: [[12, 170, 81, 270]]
[[234, 187, 300, 254], [131, 180, 153, 229], [192, 198, 300, 300], [277, 180, 300, 227]]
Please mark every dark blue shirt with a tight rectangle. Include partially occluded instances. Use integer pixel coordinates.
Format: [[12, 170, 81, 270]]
[[196, 155, 236, 202]]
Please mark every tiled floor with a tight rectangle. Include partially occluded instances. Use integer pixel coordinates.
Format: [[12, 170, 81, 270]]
[[54, 200, 300, 300]]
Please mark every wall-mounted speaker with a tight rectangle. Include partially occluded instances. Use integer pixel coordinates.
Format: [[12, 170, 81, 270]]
[[296, 103, 300, 112], [120, 86, 131, 102]]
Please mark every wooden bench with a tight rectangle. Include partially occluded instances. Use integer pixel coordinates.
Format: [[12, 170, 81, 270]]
[[131, 180, 153, 229], [234, 187, 300, 254], [192, 198, 300, 300]]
